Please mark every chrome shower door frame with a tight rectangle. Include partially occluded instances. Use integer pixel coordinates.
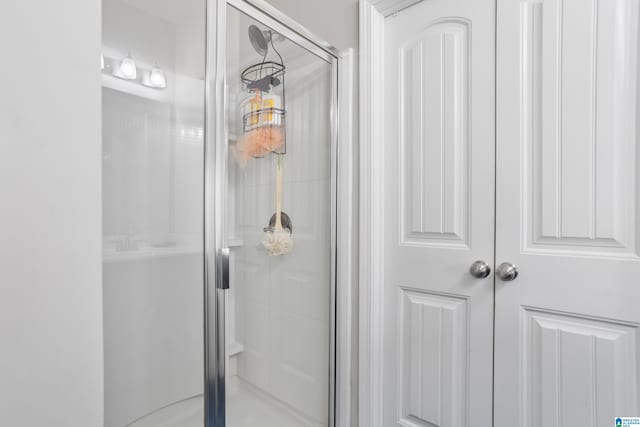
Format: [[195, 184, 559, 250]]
[[204, 1, 341, 426]]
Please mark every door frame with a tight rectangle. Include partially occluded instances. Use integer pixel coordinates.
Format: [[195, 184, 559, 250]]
[[204, 0, 356, 426], [358, 1, 425, 426]]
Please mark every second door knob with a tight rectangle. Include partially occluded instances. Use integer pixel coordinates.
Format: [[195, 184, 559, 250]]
[[496, 262, 518, 281]]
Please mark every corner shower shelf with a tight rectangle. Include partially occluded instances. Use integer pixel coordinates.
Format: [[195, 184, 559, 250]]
[[228, 341, 244, 357], [227, 237, 244, 248]]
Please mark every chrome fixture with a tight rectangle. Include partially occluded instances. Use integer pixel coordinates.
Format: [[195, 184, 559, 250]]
[[469, 260, 491, 279], [263, 211, 293, 234], [496, 262, 518, 281], [248, 24, 271, 56]]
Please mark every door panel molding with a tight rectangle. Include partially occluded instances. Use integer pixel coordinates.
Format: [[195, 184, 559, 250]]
[[519, 0, 640, 260], [399, 18, 471, 249], [398, 288, 470, 427], [521, 306, 639, 427]]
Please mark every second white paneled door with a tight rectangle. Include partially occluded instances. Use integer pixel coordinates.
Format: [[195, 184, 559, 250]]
[[495, 0, 640, 425]]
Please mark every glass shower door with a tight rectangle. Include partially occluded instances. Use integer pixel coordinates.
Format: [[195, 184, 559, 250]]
[[101, 0, 206, 426], [206, 2, 338, 426]]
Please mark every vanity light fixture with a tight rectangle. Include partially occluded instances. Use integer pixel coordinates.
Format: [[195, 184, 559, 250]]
[[147, 64, 167, 89], [103, 52, 168, 90], [119, 53, 137, 79]]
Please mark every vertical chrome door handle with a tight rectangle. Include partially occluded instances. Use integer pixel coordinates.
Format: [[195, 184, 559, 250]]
[[469, 260, 491, 278], [496, 262, 518, 281], [217, 247, 230, 289]]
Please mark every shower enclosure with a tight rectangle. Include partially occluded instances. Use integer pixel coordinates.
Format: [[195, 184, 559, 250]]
[[206, 1, 339, 426], [101, 0, 340, 426]]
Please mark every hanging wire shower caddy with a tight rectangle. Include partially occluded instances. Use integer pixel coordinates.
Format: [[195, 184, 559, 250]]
[[240, 49, 287, 155]]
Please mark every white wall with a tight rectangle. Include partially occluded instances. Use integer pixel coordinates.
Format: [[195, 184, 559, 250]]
[[266, 0, 359, 51], [0, 1, 103, 426]]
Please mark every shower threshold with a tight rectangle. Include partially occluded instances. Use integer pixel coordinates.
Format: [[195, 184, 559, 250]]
[[128, 376, 323, 427]]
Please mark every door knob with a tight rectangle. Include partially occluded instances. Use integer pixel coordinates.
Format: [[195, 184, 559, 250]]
[[469, 260, 491, 279], [496, 262, 518, 281]]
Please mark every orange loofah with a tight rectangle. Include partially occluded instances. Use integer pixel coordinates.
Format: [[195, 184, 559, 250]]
[[231, 126, 284, 167], [247, 126, 284, 154]]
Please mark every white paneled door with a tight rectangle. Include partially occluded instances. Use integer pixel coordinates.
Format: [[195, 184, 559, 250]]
[[382, 0, 496, 425], [495, 0, 640, 425], [374, 0, 640, 425]]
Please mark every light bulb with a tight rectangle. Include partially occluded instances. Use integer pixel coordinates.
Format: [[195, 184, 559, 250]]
[[148, 65, 167, 88], [119, 53, 137, 79], [101, 54, 104, 70]]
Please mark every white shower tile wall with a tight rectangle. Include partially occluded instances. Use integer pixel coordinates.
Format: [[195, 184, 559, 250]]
[[231, 59, 333, 425]]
